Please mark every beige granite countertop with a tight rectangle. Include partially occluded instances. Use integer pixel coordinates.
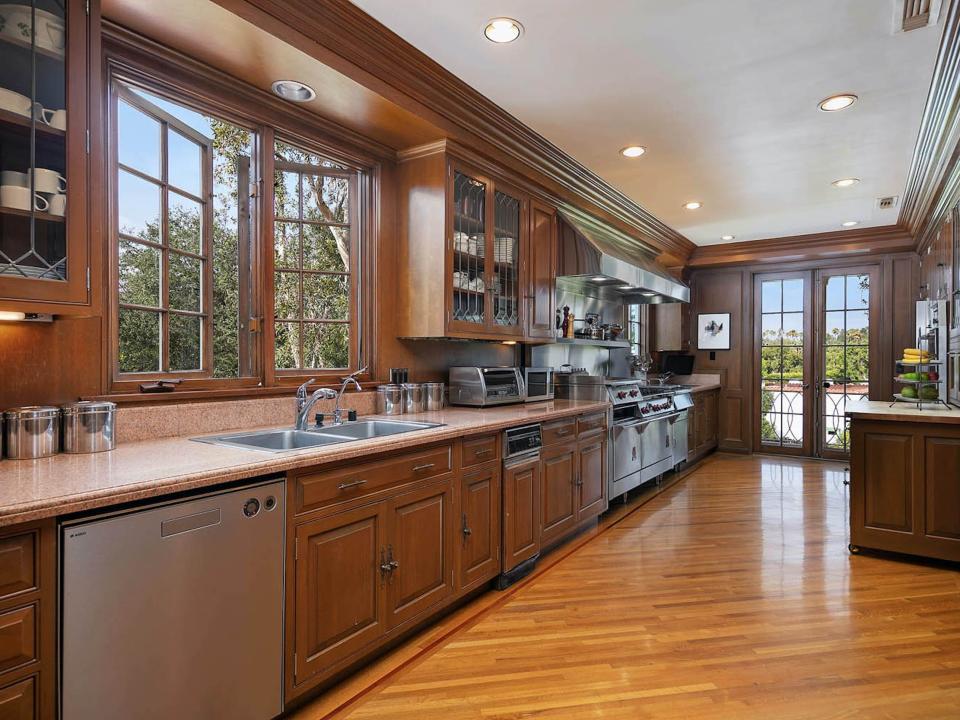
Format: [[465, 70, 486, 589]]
[[670, 373, 722, 393], [846, 399, 960, 425], [0, 400, 609, 527]]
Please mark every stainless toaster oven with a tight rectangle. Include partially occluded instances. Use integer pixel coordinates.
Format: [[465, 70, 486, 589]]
[[448, 367, 524, 407]]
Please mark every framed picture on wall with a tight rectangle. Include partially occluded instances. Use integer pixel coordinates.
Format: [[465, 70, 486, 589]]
[[697, 313, 730, 350]]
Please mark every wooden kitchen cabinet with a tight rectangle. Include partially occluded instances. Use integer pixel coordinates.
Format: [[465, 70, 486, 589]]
[[292, 502, 387, 685], [458, 463, 501, 592], [690, 389, 719, 459], [540, 443, 578, 546], [652, 303, 691, 352], [849, 418, 960, 562], [502, 452, 541, 572], [577, 431, 607, 521], [385, 478, 455, 629], [0, 0, 96, 309], [526, 200, 557, 339], [397, 143, 538, 341], [0, 677, 34, 720]]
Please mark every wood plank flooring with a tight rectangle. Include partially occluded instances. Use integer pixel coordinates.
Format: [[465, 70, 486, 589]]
[[295, 453, 960, 719]]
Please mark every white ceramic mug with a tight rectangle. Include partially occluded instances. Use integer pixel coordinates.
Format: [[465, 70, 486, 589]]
[[46, 192, 66, 217], [0, 171, 28, 188], [32, 168, 66, 194], [43, 108, 66, 131], [0, 87, 32, 118], [0, 185, 49, 212]]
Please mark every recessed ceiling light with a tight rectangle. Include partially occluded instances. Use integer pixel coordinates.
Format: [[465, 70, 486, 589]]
[[620, 145, 646, 158], [721, 234, 735, 241], [271, 80, 316, 103], [683, 201, 702, 210], [819, 94, 858, 112], [832, 177, 861, 188], [484, 17, 523, 43], [841, 220, 859, 228]]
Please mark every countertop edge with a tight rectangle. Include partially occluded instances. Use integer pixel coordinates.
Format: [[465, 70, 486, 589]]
[[0, 400, 610, 527]]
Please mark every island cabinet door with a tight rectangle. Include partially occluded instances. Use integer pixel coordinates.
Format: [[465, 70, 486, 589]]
[[923, 436, 960, 560], [458, 464, 501, 592], [293, 502, 387, 686], [385, 478, 455, 629], [850, 425, 919, 552], [502, 454, 541, 572], [540, 444, 578, 546], [577, 432, 607, 521]]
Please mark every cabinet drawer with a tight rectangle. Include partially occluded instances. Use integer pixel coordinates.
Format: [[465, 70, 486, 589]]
[[0, 535, 35, 602], [0, 605, 35, 674], [542, 418, 576, 446], [577, 413, 607, 437], [0, 676, 34, 720], [294, 444, 453, 514], [461, 434, 498, 468]]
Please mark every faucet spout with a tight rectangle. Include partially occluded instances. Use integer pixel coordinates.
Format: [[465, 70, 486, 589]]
[[333, 366, 367, 425], [295, 387, 336, 430]]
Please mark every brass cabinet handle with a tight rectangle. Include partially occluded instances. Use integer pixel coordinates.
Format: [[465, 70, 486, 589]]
[[412, 462, 436, 472], [337, 479, 367, 490]]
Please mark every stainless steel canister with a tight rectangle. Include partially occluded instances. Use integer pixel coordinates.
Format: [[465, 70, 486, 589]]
[[402, 383, 425, 414], [376, 385, 405, 415], [61, 401, 117, 454], [423, 382, 446, 411], [3, 406, 60, 459]]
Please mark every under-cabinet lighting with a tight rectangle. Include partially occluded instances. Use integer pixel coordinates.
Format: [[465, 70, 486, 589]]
[[484, 18, 523, 43], [620, 285, 638, 290], [819, 94, 857, 112], [683, 201, 702, 210], [620, 146, 646, 158], [502, 341, 517, 345], [591, 275, 608, 282], [0, 311, 26, 321], [271, 80, 316, 103], [641, 292, 657, 297]]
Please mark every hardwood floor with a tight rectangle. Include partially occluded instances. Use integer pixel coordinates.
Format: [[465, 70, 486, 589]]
[[295, 453, 960, 720]]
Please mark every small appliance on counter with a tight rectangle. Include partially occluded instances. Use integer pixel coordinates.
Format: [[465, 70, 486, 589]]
[[523, 367, 555, 402], [448, 367, 524, 407]]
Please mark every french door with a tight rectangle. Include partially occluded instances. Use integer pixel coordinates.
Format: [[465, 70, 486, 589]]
[[754, 266, 880, 458]]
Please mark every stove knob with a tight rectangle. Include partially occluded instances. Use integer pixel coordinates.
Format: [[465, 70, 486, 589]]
[[617, 391, 626, 399], [630, 390, 639, 397]]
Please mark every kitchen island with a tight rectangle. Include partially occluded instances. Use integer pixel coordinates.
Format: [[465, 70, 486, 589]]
[[846, 399, 960, 562]]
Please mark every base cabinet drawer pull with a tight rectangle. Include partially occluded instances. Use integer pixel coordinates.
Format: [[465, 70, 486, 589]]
[[474, 448, 493, 457], [337, 479, 367, 490], [555, 429, 572, 437], [412, 463, 436, 472]]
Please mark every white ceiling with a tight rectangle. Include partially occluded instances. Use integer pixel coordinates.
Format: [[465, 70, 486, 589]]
[[351, 0, 943, 246]]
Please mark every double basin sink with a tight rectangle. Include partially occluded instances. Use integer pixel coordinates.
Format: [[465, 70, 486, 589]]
[[194, 419, 444, 453]]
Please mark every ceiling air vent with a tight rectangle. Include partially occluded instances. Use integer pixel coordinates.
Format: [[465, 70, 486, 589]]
[[877, 196, 899, 210], [902, 0, 932, 31]]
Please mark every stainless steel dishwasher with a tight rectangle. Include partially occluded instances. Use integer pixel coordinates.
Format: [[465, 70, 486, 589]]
[[60, 478, 285, 720]]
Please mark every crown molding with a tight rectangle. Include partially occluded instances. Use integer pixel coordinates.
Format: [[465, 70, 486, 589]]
[[211, 0, 695, 262], [687, 225, 916, 268], [900, 0, 960, 250]]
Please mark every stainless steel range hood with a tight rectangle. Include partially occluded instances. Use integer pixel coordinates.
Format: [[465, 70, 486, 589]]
[[556, 207, 689, 304]]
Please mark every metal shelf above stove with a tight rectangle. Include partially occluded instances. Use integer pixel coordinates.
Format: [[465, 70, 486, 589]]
[[555, 338, 632, 349]]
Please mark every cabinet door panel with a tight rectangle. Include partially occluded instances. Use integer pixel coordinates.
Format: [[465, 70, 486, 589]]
[[862, 432, 914, 532], [294, 503, 385, 684], [925, 437, 960, 541], [0, 677, 34, 720], [526, 201, 556, 339], [490, 186, 525, 336], [449, 167, 489, 333], [386, 479, 454, 629], [503, 457, 540, 571], [578, 435, 606, 521], [459, 464, 501, 591], [540, 444, 577, 545]]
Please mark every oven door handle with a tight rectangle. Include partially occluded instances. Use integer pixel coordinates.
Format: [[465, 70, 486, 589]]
[[634, 411, 685, 429]]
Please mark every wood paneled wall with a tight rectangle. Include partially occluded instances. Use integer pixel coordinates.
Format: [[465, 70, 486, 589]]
[[688, 253, 918, 454]]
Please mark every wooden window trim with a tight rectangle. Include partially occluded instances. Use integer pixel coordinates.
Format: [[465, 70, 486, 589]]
[[102, 45, 377, 398]]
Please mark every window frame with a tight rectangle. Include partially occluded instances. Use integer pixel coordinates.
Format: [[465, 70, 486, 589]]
[[104, 56, 376, 397]]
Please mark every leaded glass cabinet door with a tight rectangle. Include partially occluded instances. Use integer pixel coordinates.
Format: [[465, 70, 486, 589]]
[[0, 0, 88, 304], [491, 185, 523, 336], [450, 168, 488, 330]]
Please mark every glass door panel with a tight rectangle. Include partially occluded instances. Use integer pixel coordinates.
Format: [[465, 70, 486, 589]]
[[492, 188, 521, 331], [0, 0, 68, 282], [818, 270, 875, 457], [451, 170, 486, 326], [756, 273, 812, 455]]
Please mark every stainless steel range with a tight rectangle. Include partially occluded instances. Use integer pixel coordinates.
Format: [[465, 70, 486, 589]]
[[556, 375, 693, 500]]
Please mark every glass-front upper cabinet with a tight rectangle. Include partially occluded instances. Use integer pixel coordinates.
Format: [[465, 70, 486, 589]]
[[451, 169, 487, 328], [0, 0, 89, 306]]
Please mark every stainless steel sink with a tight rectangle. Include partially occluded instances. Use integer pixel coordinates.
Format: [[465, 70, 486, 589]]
[[313, 420, 441, 440], [194, 420, 443, 453]]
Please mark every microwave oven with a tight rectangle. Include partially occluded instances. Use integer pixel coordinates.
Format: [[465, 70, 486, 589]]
[[523, 367, 555, 403]]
